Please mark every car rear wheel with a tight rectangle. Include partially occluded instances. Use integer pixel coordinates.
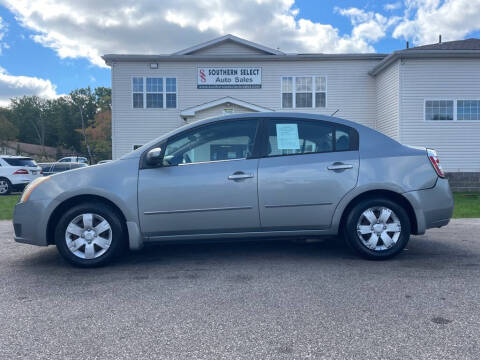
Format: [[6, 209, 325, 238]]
[[343, 198, 411, 260], [0, 178, 11, 195], [55, 202, 126, 267]]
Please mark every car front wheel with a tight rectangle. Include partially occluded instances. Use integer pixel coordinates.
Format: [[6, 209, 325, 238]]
[[344, 198, 411, 260], [55, 202, 126, 267]]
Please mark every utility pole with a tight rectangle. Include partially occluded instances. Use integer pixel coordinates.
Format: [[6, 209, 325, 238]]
[[78, 104, 93, 164]]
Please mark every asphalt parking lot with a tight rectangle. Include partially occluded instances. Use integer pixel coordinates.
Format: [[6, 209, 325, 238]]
[[1, 219, 479, 360]]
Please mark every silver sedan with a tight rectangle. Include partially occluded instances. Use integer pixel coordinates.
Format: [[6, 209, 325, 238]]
[[13, 113, 454, 267]]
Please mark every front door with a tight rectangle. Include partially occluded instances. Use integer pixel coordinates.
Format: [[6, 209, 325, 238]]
[[138, 119, 260, 237], [258, 118, 359, 230]]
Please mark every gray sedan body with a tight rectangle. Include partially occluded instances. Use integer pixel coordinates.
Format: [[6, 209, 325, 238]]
[[13, 113, 453, 266]]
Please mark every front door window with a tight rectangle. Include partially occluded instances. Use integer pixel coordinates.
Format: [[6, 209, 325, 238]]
[[163, 119, 258, 166]]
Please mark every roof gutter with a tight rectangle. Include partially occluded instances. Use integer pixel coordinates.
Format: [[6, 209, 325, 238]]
[[369, 49, 480, 76], [102, 53, 387, 66]]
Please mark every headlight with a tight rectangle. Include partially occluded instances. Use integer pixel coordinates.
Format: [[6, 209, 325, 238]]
[[20, 176, 51, 203]]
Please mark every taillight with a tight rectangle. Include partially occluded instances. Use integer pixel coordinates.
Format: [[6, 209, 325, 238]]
[[427, 148, 445, 178], [13, 169, 29, 175]]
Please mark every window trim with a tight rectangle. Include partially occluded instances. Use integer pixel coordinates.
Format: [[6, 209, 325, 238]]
[[424, 98, 480, 122], [131, 76, 177, 110], [280, 76, 327, 109]]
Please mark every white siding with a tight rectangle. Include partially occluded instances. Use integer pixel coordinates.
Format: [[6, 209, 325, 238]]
[[400, 58, 480, 172], [375, 60, 399, 139], [189, 41, 269, 55], [111, 60, 379, 158]]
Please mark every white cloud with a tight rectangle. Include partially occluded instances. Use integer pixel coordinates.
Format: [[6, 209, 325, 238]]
[[335, 7, 400, 50], [0, 0, 397, 67], [0, 16, 9, 54], [3, 0, 479, 68], [384, 2, 402, 11], [393, 0, 480, 45], [0, 67, 59, 106]]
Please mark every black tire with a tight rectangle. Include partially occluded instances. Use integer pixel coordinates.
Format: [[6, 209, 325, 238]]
[[0, 177, 11, 196], [55, 202, 127, 267], [343, 197, 411, 260]]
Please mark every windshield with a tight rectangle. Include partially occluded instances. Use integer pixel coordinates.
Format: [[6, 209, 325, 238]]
[[3, 158, 37, 167]]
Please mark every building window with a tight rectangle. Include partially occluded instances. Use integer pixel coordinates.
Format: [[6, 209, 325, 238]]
[[132, 77, 177, 109], [457, 100, 480, 121], [146, 78, 163, 108], [295, 77, 312, 108], [166, 78, 177, 108], [425, 100, 454, 121], [132, 77, 144, 108], [281, 76, 326, 109], [315, 76, 326, 108], [281, 77, 293, 108]]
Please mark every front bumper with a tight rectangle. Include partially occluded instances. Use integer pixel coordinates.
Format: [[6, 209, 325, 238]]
[[13, 199, 52, 246], [403, 177, 454, 235]]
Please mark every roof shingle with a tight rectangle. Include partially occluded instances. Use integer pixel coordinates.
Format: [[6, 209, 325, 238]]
[[405, 38, 480, 51]]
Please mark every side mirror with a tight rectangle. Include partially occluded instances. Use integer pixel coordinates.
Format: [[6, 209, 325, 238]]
[[146, 147, 162, 166]]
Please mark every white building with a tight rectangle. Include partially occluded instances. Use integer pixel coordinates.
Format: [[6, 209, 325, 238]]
[[103, 34, 480, 188]]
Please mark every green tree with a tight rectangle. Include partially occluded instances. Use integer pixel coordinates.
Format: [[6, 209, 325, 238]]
[[70, 87, 97, 161], [9, 96, 48, 152], [3, 86, 112, 160], [95, 87, 111, 111], [0, 114, 19, 147]]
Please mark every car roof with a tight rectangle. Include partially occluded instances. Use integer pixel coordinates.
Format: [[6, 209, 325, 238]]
[[0, 155, 32, 159]]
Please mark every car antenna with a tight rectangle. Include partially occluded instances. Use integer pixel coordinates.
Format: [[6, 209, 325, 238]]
[[330, 109, 340, 117]]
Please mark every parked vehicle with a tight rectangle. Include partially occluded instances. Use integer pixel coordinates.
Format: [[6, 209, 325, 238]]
[[39, 162, 88, 176], [13, 113, 454, 267], [58, 156, 88, 164], [0, 156, 42, 195], [97, 160, 112, 165]]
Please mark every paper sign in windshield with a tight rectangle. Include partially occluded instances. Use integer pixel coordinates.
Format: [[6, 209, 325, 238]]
[[276, 124, 300, 150]]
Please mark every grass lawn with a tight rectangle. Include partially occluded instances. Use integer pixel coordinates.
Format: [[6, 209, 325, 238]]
[[453, 192, 480, 218], [0, 194, 20, 220], [0, 193, 479, 221]]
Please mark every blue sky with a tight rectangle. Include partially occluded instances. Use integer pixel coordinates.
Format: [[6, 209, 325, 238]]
[[0, 0, 479, 104], [0, 6, 109, 94]]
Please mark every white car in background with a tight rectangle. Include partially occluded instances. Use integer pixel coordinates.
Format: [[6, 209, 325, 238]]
[[0, 156, 42, 195], [58, 156, 88, 164]]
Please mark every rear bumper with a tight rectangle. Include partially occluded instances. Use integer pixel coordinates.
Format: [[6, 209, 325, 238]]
[[10, 174, 41, 190], [11, 183, 27, 192], [403, 178, 454, 235]]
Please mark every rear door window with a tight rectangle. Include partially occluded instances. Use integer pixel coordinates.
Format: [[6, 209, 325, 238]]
[[265, 119, 333, 157], [3, 158, 37, 167], [263, 119, 358, 157]]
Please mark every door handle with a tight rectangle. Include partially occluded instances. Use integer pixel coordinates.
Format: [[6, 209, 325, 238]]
[[327, 163, 353, 170], [228, 172, 254, 180]]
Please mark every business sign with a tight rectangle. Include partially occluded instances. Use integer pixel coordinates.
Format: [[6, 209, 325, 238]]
[[197, 67, 261, 89]]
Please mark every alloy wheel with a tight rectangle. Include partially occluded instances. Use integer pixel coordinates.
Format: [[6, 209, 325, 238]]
[[65, 213, 112, 259], [356, 206, 402, 251], [0, 180, 9, 194]]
